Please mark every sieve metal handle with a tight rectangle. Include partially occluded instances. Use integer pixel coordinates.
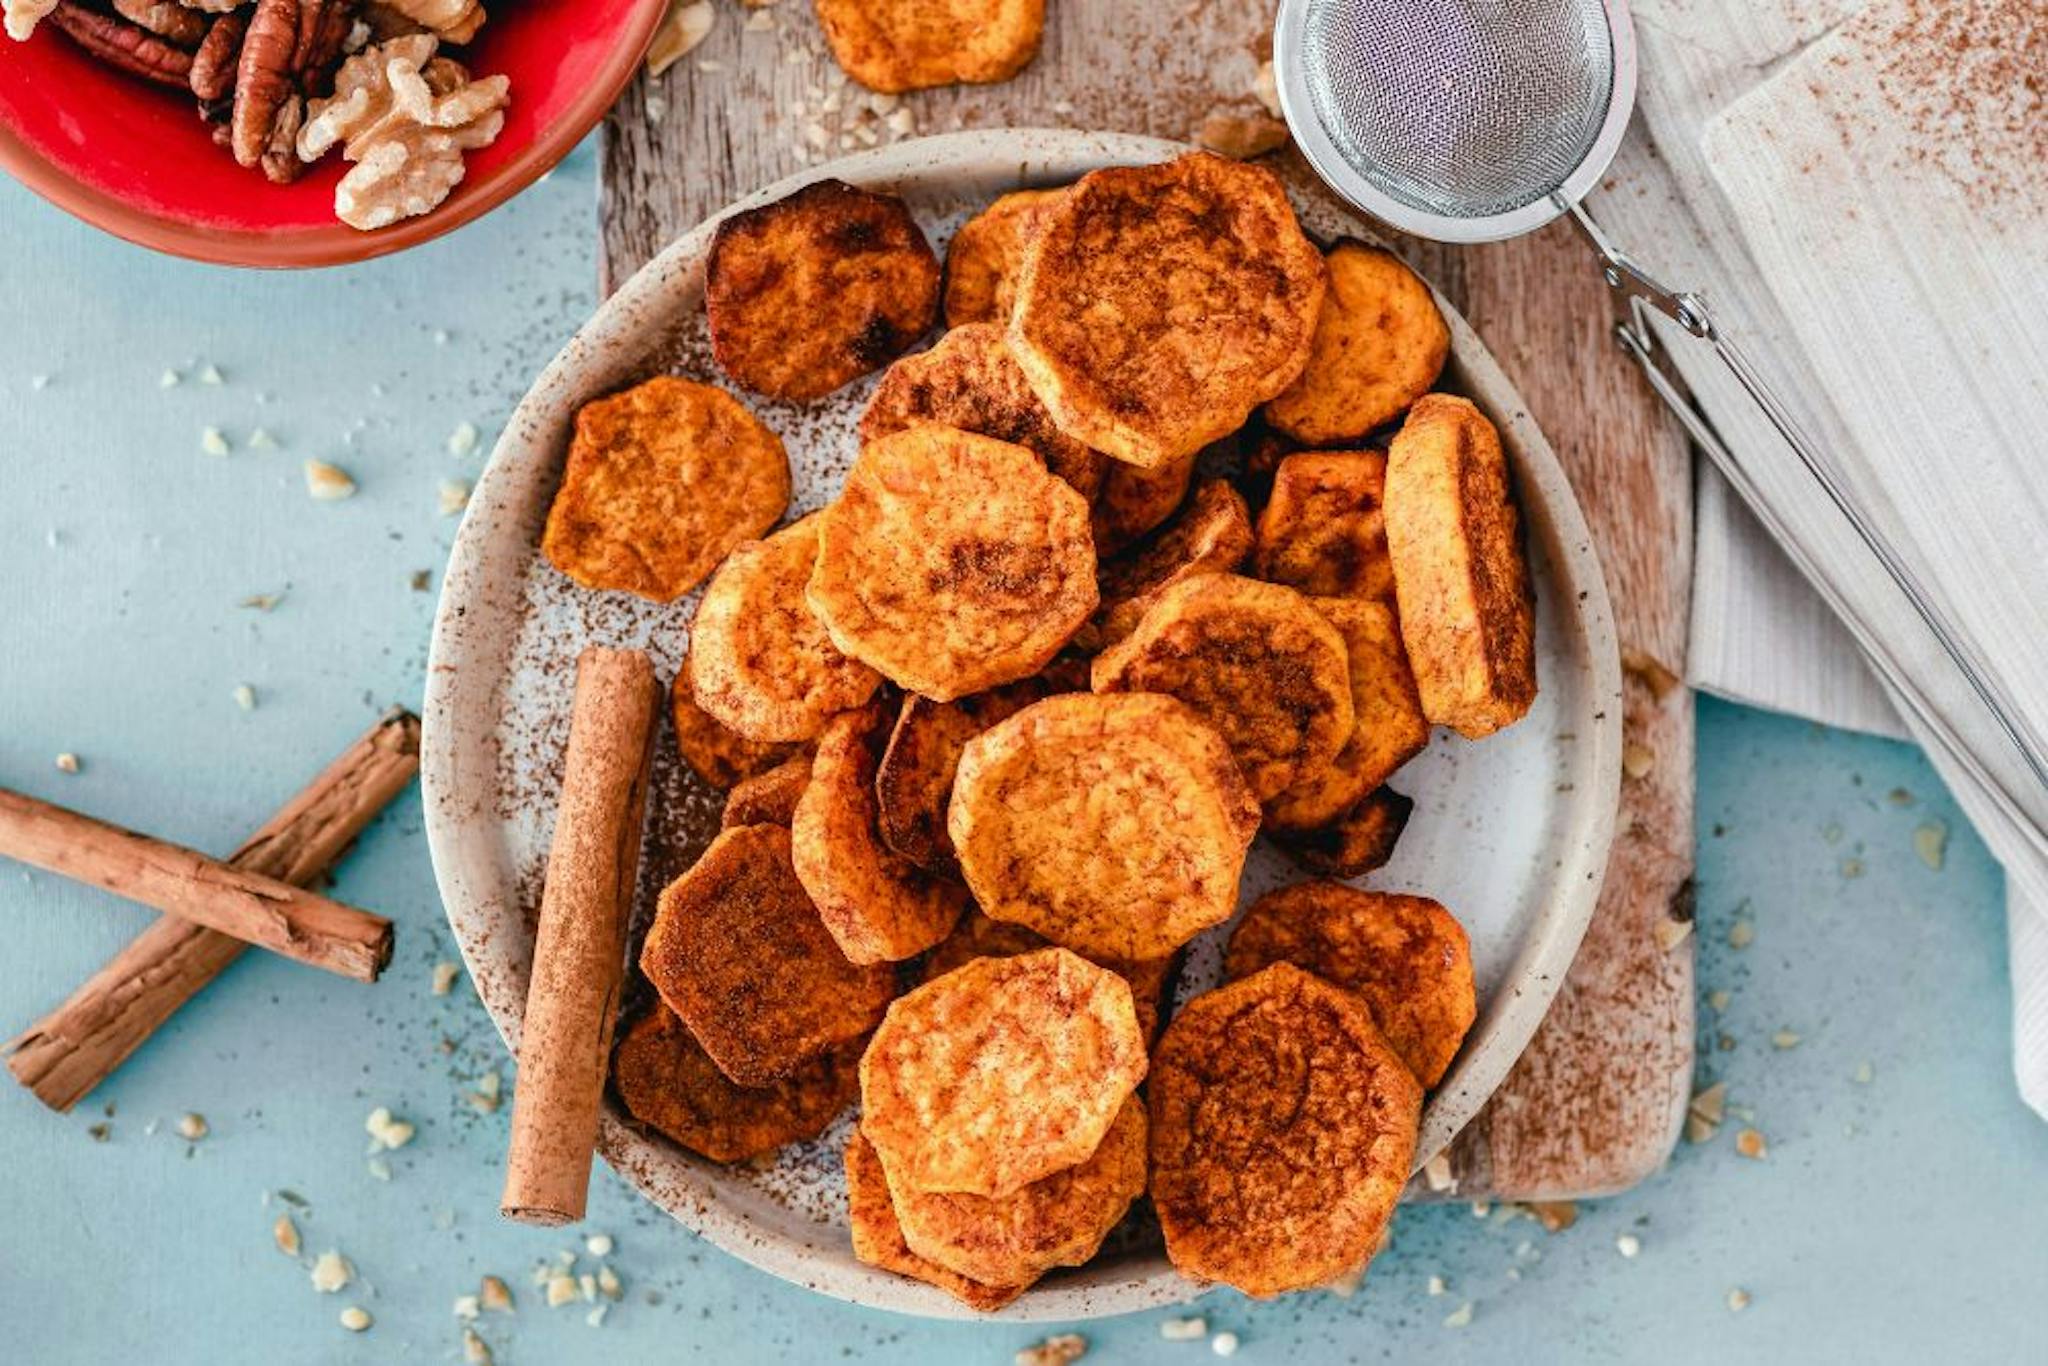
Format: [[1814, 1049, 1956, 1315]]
[[1558, 197, 2048, 808]]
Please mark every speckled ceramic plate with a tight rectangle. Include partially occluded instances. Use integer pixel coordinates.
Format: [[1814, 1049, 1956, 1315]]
[[423, 129, 1621, 1321]]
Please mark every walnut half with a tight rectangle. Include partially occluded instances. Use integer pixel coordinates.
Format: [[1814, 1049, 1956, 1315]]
[[297, 33, 507, 231]]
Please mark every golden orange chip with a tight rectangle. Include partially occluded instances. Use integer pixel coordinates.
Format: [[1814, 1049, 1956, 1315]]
[[1264, 241, 1449, 445], [792, 703, 968, 964], [1265, 596, 1430, 830], [720, 750, 814, 830], [542, 376, 790, 602], [1091, 574, 1353, 802], [943, 189, 1064, 327], [640, 824, 895, 1086], [1010, 152, 1325, 468], [1225, 883, 1476, 1088], [921, 910, 1175, 1045], [1273, 787, 1413, 879], [860, 322, 1107, 501], [613, 1007, 861, 1163], [859, 947, 1147, 1196], [1251, 450, 1395, 600], [671, 652, 798, 789], [1091, 479, 1254, 648], [689, 514, 883, 744], [1091, 450, 1197, 556], [808, 426, 1097, 701], [949, 692, 1259, 960], [706, 179, 940, 401], [889, 1096, 1148, 1285], [1149, 963, 1421, 1297], [845, 1129, 1030, 1311], [1384, 394, 1537, 737], [815, 0, 1044, 94], [874, 682, 1045, 873]]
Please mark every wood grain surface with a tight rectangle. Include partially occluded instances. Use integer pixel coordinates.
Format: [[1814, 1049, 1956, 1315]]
[[599, 0, 1694, 1199]]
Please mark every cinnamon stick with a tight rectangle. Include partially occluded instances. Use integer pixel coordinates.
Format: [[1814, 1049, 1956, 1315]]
[[502, 647, 660, 1226], [4, 711, 418, 1111]]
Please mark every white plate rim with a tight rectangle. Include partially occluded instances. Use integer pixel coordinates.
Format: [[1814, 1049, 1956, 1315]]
[[422, 128, 1622, 1322]]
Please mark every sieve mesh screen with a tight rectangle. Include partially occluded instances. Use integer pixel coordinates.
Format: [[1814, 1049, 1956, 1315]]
[[1300, 0, 1617, 219]]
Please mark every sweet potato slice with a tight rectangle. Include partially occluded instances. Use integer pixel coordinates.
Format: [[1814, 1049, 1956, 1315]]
[[1263, 240, 1448, 445], [943, 188, 1065, 327], [613, 1007, 861, 1162], [640, 824, 894, 1087], [845, 1129, 1030, 1311], [720, 750, 814, 830], [815, 0, 1044, 94], [1089, 478, 1254, 648], [705, 179, 939, 401], [1010, 153, 1325, 468], [922, 910, 1175, 1045], [1251, 449, 1394, 601], [542, 376, 789, 602], [1225, 883, 1476, 1088], [1091, 450, 1197, 556], [1272, 787, 1413, 879], [1384, 394, 1537, 737], [874, 682, 1045, 873], [1149, 964, 1420, 1297], [671, 652, 798, 789], [1265, 596, 1429, 830]]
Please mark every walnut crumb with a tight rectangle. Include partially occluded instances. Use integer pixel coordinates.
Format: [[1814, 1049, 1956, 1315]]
[[478, 1274, 514, 1311], [339, 1306, 372, 1332], [1421, 1150, 1456, 1193], [1616, 1233, 1642, 1258], [54, 752, 80, 774], [201, 426, 230, 456], [545, 1274, 579, 1308], [446, 420, 479, 457], [1621, 741, 1656, 779], [365, 1106, 415, 1150], [233, 684, 257, 712], [1016, 1334, 1087, 1366], [1771, 1029, 1801, 1050], [1159, 1317, 1207, 1341], [1210, 1330, 1240, 1357], [1620, 647, 1682, 700], [439, 479, 473, 516], [310, 1250, 353, 1293], [176, 1112, 208, 1141], [1728, 919, 1755, 949], [1527, 1200, 1577, 1233], [304, 460, 357, 501], [1734, 1128, 1768, 1160], [431, 961, 461, 995], [1727, 1287, 1752, 1312], [1442, 1302, 1474, 1328], [463, 1327, 494, 1364], [274, 1214, 302, 1256], [1654, 917, 1693, 952]]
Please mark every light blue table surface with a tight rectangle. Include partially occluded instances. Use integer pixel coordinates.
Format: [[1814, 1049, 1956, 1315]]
[[3, 145, 2043, 1366]]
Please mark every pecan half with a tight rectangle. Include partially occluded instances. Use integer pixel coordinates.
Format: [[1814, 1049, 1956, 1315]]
[[259, 91, 304, 183], [292, 0, 355, 92], [188, 8, 247, 102], [230, 0, 297, 167], [111, 0, 207, 46], [47, 3, 194, 86]]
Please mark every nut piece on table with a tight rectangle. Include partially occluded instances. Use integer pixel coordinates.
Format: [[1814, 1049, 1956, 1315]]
[[814, 0, 1044, 94], [296, 33, 510, 231], [1383, 394, 1537, 738]]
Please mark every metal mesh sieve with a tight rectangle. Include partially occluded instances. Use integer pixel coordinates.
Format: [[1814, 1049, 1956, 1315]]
[[1277, 0, 1638, 242]]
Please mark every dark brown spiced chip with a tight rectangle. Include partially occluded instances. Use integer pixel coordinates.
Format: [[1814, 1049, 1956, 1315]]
[[613, 1008, 861, 1163], [874, 682, 1047, 873], [1090, 478, 1254, 648], [706, 179, 941, 401], [1272, 786, 1414, 879], [639, 824, 894, 1087], [720, 751, 815, 830], [1149, 963, 1421, 1297], [1225, 882, 1476, 1087]]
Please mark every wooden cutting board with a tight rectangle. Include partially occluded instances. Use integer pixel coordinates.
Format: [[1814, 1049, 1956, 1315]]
[[598, 0, 1695, 1200]]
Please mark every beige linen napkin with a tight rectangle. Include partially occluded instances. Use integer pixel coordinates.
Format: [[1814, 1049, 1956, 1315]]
[[1593, 0, 2048, 1114]]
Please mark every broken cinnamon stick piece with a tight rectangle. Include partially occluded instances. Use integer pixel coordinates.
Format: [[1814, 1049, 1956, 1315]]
[[0, 790, 393, 982], [6, 710, 420, 1111], [502, 647, 660, 1226]]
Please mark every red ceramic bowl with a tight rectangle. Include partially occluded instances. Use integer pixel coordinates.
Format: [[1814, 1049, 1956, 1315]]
[[0, 0, 667, 267]]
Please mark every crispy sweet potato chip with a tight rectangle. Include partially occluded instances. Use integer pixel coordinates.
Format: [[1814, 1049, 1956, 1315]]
[[1225, 883, 1476, 1087], [1265, 596, 1429, 830], [1384, 394, 1537, 737], [1251, 450, 1394, 601], [1010, 153, 1324, 468], [1273, 786, 1413, 879], [689, 514, 883, 744], [720, 750, 814, 830], [949, 692, 1259, 960], [1091, 574, 1353, 802], [845, 1129, 1030, 1311], [1149, 963, 1421, 1297], [808, 426, 1097, 701], [1264, 241, 1449, 445], [1090, 478, 1253, 648], [706, 179, 940, 401], [859, 947, 1147, 1197], [875, 682, 1046, 873], [922, 910, 1175, 1045], [542, 376, 789, 602], [640, 824, 895, 1086], [1091, 450, 1197, 556], [613, 1007, 861, 1162], [815, 0, 1045, 94], [861, 322, 1106, 500], [943, 188, 1065, 327], [890, 1095, 1148, 1285], [792, 703, 968, 963], [671, 652, 798, 789]]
